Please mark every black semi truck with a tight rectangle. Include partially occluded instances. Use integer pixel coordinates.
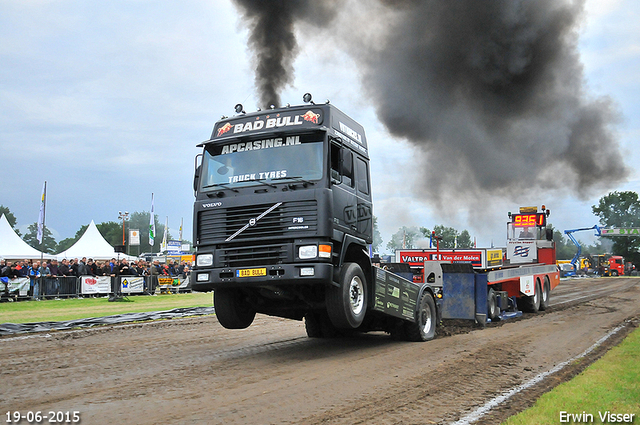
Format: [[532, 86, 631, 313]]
[[190, 94, 437, 340]]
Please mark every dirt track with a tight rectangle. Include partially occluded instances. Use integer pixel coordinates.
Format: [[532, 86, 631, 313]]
[[1, 277, 639, 425]]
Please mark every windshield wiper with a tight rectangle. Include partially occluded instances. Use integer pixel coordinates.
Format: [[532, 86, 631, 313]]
[[272, 176, 315, 186], [253, 178, 277, 188], [202, 182, 239, 192]]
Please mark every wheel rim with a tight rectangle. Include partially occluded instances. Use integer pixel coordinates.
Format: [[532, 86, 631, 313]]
[[420, 306, 432, 333], [349, 275, 364, 315]]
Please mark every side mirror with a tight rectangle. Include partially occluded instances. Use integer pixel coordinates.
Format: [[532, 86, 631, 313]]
[[193, 154, 203, 193]]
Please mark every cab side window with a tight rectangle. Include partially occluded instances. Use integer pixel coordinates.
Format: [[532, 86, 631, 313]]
[[356, 157, 369, 195], [330, 142, 354, 188]]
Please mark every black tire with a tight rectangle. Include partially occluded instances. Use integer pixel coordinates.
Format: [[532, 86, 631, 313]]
[[611, 270, 619, 277], [518, 279, 541, 313], [539, 277, 550, 311], [213, 288, 256, 329], [326, 262, 367, 329], [305, 311, 340, 338], [404, 292, 437, 342], [487, 288, 499, 320]]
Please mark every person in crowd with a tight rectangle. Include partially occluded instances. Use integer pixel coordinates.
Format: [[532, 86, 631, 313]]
[[77, 257, 89, 276], [100, 261, 112, 276], [1, 262, 20, 279], [0, 259, 7, 275], [29, 261, 44, 299], [70, 259, 79, 276], [118, 259, 133, 276], [16, 260, 29, 277], [110, 258, 116, 273], [58, 259, 71, 276], [47, 259, 60, 297], [87, 258, 98, 276], [48, 259, 60, 276]]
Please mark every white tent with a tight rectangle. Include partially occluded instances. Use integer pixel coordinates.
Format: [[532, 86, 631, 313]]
[[57, 220, 136, 261], [0, 213, 54, 260]]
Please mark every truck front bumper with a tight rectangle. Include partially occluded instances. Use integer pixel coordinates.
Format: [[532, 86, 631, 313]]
[[191, 262, 334, 291]]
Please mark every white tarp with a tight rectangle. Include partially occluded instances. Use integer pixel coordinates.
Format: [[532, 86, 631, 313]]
[[57, 220, 136, 261], [0, 214, 54, 260]]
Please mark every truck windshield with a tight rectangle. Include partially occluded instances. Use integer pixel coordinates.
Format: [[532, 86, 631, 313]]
[[201, 134, 324, 190]]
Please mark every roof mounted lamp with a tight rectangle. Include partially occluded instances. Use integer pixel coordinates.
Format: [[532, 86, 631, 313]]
[[234, 104, 245, 114], [303, 93, 315, 105]]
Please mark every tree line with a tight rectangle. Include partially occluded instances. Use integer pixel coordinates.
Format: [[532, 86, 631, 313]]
[[0, 206, 184, 256]]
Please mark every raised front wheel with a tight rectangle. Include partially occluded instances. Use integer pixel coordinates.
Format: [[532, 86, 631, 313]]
[[214, 288, 256, 329], [326, 262, 367, 329], [404, 291, 437, 342]]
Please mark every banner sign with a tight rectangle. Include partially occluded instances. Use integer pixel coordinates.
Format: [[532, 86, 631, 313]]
[[507, 240, 537, 264], [600, 228, 640, 236], [396, 248, 503, 269], [129, 229, 140, 246], [7, 278, 31, 297], [121, 277, 145, 294], [81, 276, 111, 294]]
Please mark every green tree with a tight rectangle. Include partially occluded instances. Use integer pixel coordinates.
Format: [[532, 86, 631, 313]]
[[122, 211, 172, 255], [23, 223, 57, 254], [56, 224, 89, 253], [386, 226, 422, 251], [420, 225, 473, 249], [592, 191, 640, 265], [372, 216, 383, 253], [0, 205, 20, 236]]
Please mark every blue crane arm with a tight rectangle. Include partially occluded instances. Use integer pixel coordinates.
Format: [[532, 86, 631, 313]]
[[563, 225, 602, 268]]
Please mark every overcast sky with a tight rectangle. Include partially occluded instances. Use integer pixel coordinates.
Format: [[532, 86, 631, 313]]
[[1, 0, 638, 253]]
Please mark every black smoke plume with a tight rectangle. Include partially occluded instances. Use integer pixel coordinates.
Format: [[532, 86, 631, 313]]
[[233, 0, 628, 215], [232, 0, 337, 109], [358, 0, 628, 210]]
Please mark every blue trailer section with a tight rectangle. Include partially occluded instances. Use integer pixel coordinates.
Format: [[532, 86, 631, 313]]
[[439, 264, 522, 325]]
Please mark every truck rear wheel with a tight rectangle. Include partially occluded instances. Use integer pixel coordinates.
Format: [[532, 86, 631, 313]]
[[404, 291, 437, 342], [326, 262, 367, 329], [539, 277, 550, 311], [488, 288, 499, 320], [518, 280, 541, 313], [214, 288, 256, 329]]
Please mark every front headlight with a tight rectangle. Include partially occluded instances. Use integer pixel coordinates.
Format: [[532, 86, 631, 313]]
[[196, 254, 213, 267], [298, 245, 318, 260]]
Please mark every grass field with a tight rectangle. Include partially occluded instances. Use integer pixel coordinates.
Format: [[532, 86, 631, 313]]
[[0, 292, 213, 324], [503, 326, 640, 424]]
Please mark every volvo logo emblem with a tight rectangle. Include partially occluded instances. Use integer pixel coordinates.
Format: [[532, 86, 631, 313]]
[[249, 218, 257, 227]]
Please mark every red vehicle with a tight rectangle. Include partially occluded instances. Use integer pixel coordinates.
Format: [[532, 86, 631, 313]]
[[604, 255, 625, 276]]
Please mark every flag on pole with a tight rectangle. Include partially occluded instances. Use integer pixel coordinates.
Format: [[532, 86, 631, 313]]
[[37, 182, 47, 244], [161, 216, 168, 252], [179, 217, 183, 242], [149, 193, 155, 246]]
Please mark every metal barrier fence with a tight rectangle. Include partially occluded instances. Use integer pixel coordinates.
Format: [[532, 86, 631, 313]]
[[1, 275, 191, 301]]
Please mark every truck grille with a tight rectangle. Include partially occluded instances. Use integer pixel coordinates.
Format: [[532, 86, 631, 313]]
[[219, 243, 288, 267], [197, 200, 318, 245]]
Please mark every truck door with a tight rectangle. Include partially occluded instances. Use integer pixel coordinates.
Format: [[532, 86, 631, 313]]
[[331, 141, 358, 236], [354, 156, 373, 239]]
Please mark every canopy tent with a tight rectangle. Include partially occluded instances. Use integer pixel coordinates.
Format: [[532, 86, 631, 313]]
[[56, 220, 136, 261], [0, 213, 55, 260]]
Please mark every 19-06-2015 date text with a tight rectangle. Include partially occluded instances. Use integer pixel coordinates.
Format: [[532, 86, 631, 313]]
[[5, 411, 80, 423]]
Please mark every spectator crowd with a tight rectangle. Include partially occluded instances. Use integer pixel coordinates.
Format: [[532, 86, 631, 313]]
[[1, 257, 191, 300]]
